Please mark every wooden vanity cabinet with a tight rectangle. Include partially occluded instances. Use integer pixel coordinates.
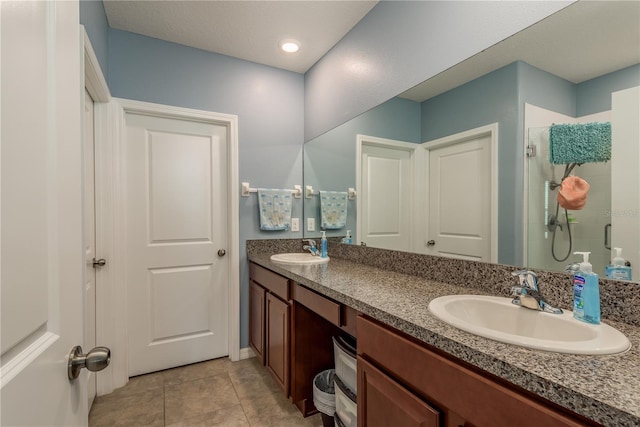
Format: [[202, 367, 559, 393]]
[[266, 292, 290, 395], [357, 316, 592, 427], [249, 262, 291, 395], [248, 280, 265, 364]]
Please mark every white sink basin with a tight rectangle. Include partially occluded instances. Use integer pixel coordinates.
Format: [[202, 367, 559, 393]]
[[428, 295, 630, 355], [270, 253, 329, 265]]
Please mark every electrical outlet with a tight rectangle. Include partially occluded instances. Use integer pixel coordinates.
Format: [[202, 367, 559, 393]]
[[291, 218, 299, 232], [307, 217, 315, 232]]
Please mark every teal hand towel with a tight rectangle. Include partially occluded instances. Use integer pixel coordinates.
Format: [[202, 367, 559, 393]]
[[549, 122, 611, 164], [320, 191, 347, 230], [258, 189, 292, 231]]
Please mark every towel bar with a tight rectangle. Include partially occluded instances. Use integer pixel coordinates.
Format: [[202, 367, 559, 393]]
[[304, 185, 357, 200], [241, 182, 302, 198]]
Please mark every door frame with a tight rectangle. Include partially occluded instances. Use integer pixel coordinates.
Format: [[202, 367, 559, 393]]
[[421, 123, 499, 262], [84, 29, 240, 395], [355, 134, 421, 251], [82, 27, 111, 407], [108, 97, 239, 389]]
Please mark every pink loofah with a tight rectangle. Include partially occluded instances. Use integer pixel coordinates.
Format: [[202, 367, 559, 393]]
[[558, 176, 590, 210]]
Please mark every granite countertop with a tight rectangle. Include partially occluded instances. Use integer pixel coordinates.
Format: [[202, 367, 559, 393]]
[[248, 253, 640, 427]]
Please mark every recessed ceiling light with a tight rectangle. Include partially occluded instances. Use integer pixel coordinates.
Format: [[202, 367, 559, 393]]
[[280, 39, 300, 53]]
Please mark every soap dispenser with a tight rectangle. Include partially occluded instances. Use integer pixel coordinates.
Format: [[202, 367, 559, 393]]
[[341, 230, 352, 245], [320, 231, 328, 258], [572, 251, 600, 324], [605, 247, 632, 280]]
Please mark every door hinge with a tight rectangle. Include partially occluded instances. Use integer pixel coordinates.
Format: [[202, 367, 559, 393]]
[[526, 145, 536, 157]]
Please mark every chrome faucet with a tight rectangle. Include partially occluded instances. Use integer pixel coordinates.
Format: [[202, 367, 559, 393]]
[[302, 239, 318, 255], [510, 270, 563, 314]]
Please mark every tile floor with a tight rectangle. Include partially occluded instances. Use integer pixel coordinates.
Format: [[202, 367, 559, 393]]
[[89, 357, 324, 427]]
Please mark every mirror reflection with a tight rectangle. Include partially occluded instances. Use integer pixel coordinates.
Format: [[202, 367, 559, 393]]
[[303, 1, 640, 280]]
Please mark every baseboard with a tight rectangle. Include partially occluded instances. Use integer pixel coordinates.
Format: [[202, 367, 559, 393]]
[[239, 347, 256, 360]]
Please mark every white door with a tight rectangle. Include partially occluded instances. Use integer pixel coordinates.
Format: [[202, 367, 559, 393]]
[[611, 86, 640, 280], [426, 134, 493, 261], [1, 1, 87, 426], [359, 141, 414, 251], [125, 110, 229, 376], [84, 89, 98, 408]]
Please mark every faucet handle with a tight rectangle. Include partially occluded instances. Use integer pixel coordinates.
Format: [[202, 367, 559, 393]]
[[302, 239, 316, 246], [511, 270, 538, 291]]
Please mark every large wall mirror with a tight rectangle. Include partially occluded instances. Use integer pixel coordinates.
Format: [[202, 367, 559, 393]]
[[303, 1, 640, 280]]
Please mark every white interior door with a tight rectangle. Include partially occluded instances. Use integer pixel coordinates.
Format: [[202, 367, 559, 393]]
[[84, 89, 98, 408], [359, 141, 414, 251], [125, 110, 229, 376], [426, 134, 493, 261], [1, 1, 87, 425]]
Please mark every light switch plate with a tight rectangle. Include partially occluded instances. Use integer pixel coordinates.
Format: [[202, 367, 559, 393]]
[[291, 218, 299, 232], [307, 217, 315, 232]]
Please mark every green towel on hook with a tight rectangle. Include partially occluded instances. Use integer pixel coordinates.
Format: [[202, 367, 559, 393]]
[[549, 122, 611, 164]]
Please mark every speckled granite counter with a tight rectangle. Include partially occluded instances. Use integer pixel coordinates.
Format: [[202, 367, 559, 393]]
[[247, 251, 640, 427]]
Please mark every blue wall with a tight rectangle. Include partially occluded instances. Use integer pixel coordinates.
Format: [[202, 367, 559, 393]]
[[577, 64, 640, 116], [304, 97, 421, 239], [79, 0, 109, 80], [107, 29, 305, 349], [421, 60, 637, 266], [304, 1, 572, 141], [422, 62, 521, 265]]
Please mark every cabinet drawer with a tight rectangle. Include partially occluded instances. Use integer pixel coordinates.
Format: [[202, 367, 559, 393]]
[[357, 316, 588, 427], [358, 357, 441, 427], [250, 262, 290, 301], [292, 283, 341, 327]]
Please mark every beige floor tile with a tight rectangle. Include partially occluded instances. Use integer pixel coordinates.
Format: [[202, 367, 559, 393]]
[[89, 357, 328, 427], [227, 357, 262, 372], [163, 357, 231, 386], [228, 364, 281, 400], [89, 389, 164, 427], [98, 370, 165, 402], [164, 373, 240, 425], [240, 390, 299, 422], [247, 412, 324, 427], [165, 404, 250, 427]]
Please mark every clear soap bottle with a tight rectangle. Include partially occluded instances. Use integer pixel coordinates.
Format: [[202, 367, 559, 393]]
[[320, 231, 328, 258]]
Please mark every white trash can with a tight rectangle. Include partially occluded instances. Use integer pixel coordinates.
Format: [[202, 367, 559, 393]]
[[313, 369, 336, 427]]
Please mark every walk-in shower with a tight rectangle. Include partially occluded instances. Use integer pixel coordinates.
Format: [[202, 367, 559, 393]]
[[526, 126, 611, 275]]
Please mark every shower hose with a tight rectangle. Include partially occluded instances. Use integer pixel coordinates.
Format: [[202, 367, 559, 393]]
[[551, 201, 572, 262]]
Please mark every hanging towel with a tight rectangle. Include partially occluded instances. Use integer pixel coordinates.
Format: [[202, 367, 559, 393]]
[[258, 189, 293, 231], [320, 191, 348, 230], [549, 122, 611, 164], [558, 176, 590, 210]]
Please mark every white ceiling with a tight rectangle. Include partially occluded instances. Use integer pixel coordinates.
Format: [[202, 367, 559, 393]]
[[103, 0, 378, 74]]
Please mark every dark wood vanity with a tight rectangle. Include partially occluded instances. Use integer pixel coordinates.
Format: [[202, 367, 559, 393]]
[[249, 262, 357, 416], [249, 261, 600, 427]]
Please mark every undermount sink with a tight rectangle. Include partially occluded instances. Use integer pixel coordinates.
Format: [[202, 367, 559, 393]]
[[428, 295, 631, 355], [270, 253, 329, 265]]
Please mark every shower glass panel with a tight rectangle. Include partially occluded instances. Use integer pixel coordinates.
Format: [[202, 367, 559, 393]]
[[526, 127, 611, 276]]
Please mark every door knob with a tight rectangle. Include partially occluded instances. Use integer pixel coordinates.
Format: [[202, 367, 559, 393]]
[[427, 240, 436, 247], [92, 258, 106, 268], [217, 249, 226, 257], [68, 345, 111, 380]]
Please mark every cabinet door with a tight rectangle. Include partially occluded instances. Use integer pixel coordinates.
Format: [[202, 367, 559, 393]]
[[266, 292, 290, 395], [358, 357, 441, 427], [249, 280, 266, 365]]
